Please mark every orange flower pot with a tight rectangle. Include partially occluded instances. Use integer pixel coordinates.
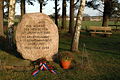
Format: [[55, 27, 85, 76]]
[[61, 60, 71, 69]]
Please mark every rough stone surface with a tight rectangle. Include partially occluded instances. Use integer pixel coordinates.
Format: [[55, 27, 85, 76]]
[[15, 13, 59, 61]]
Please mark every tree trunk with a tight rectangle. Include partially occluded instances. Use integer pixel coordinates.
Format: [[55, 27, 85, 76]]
[[8, 0, 16, 48], [3, 0, 5, 19], [40, 1, 43, 13], [7, 0, 9, 18], [6, 0, 9, 19], [21, 0, 25, 17], [102, 0, 111, 27], [8, 0, 16, 28], [55, 0, 58, 26], [69, 0, 74, 35], [62, 0, 66, 30], [0, 0, 4, 36], [102, 13, 109, 26], [71, 0, 86, 52]]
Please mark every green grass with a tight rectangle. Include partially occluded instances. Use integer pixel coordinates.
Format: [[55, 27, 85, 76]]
[[0, 31, 120, 80], [81, 21, 120, 30]]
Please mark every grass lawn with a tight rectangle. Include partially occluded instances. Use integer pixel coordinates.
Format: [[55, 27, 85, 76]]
[[0, 30, 120, 80], [0, 20, 120, 80]]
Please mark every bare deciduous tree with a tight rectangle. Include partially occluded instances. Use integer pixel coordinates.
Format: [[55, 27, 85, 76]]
[[0, 0, 4, 36], [71, 0, 86, 52]]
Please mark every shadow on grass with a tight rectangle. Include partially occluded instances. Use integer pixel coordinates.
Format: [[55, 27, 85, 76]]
[[59, 41, 71, 51], [59, 48, 70, 51], [86, 47, 120, 56], [0, 36, 23, 59]]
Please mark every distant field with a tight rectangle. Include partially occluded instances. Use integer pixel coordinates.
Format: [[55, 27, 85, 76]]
[[57, 19, 120, 30], [81, 21, 120, 30]]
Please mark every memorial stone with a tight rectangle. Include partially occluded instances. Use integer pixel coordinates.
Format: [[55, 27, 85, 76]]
[[15, 13, 59, 61]]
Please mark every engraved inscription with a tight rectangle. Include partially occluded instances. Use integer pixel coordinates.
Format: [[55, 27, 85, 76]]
[[20, 21, 51, 49]]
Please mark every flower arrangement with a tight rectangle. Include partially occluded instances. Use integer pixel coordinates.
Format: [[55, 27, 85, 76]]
[[59, 51, 73, 61], [59, 51, 74, 69]]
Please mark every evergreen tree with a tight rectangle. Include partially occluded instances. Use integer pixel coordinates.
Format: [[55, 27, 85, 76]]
[[87, 0, 120, 26]]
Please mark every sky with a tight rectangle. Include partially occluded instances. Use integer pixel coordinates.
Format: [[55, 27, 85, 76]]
[[15, 0, 102, 16]]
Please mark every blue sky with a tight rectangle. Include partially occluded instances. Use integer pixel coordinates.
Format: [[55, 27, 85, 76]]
[[15, 0, 102, 16]]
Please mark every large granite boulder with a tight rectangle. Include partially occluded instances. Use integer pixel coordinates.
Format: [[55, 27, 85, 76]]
[[15, 13, 59, 61]]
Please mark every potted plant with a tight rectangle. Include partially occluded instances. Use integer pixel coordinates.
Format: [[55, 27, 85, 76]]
[[59, 51, 73, 69]]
